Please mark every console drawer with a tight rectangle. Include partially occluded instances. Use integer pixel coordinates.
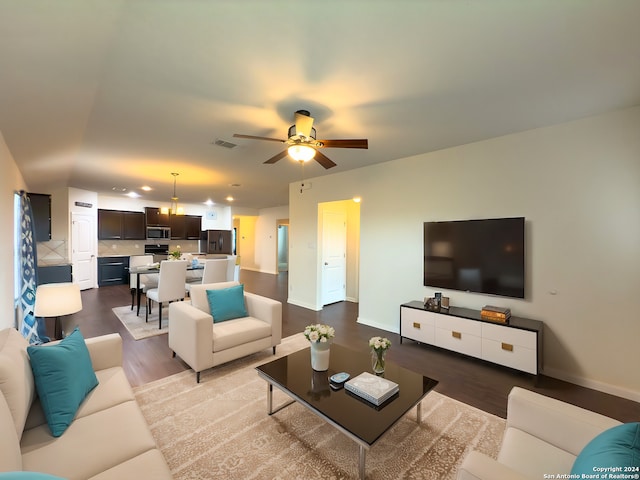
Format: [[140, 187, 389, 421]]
[[400, 307, 435, 345], [481, 323, 537, 348], [435, 326, 482, 358], [482, 338, 537, 374]]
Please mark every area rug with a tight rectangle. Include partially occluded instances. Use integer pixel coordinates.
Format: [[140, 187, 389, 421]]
[[112, 305, 168, 340], [133, 334, 506, 479]]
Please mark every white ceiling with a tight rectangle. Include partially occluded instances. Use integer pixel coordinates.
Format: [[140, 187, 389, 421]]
[[1, 1, 639, 209]]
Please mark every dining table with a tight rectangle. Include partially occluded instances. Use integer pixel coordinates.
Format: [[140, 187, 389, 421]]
[[128, 262, 204, 316]]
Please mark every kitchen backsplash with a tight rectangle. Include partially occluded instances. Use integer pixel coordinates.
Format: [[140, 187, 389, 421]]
[[98, 240, 200, 257], [37, 240, 68, 265]]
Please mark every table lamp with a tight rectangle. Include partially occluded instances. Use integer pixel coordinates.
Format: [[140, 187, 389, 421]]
[[34, 282, 82, 340]]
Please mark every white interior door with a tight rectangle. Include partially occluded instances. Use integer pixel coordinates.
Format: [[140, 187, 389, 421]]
[[322, 210, 346, 306], [71, 212, 96, 290]]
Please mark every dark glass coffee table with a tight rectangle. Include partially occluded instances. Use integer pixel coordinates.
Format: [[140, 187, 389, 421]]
[[255, 343, 438, 479]]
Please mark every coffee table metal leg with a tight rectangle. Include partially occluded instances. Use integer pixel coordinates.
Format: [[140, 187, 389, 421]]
[[266, 382, 295, 415], [359, 445, 366, 479]]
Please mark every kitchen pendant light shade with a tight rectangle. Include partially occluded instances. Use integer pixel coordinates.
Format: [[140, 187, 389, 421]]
[[169, 173, 184, 215]]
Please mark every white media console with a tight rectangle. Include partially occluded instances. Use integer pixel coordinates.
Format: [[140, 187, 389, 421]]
[[400, 301, 543, 375]]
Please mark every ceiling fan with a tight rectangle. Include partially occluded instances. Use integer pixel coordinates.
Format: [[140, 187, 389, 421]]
[[233, 110, 368, 169]]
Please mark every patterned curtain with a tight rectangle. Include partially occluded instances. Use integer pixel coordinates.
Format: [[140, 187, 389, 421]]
[[17, 191, 48, 344]]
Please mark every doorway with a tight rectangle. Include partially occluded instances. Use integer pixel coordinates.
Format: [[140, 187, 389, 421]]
[[276, 219, 289, 272]]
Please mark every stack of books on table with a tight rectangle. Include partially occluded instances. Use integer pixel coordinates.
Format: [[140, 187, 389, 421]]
[[481, 305, 511, 324], [344, 372, 399, 406]]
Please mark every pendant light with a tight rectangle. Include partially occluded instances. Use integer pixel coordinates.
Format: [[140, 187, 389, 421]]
[[169, 172, 184, 215]]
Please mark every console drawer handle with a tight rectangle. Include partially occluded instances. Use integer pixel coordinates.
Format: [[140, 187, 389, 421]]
[[501, 342, 514, 352], [413, 322, 420, 329], [452, 331, 461, 339]]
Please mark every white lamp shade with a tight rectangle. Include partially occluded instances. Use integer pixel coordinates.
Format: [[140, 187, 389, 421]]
[[34, 283, 82, 317]]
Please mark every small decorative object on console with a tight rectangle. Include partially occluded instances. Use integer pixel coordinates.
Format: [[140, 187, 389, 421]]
[[369, 336, 391, 374], [345, 372, 399, 406], [481, 305, 511, 324]]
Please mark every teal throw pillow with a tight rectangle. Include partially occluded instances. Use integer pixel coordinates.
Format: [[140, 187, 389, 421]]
[[206, 284, 248, 323], [571, 422, 640, 475], [27, 328, 99, 437]]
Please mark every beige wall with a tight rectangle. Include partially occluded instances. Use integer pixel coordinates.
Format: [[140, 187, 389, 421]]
[[0, 131, 29, 330], [288, 106, 640, 401]]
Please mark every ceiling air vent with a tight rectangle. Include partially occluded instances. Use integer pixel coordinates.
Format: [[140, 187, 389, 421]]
[[212, 139, 237, 149]]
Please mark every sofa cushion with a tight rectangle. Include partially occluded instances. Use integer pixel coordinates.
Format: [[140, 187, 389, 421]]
[[0, 393, 22, 471], [21, 400, 159, 480], [498, 426, 577, 478], [571, 422, 640, 475], [27, 328, 99, 437], [206, 284, 248, 323], [0, 328, 36, 440], [212, 317, 272, 352]]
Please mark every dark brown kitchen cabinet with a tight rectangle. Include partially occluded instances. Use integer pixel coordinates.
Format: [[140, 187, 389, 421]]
[[27, 192, 52, 241], [98, 209, 123, 239], [122, 211, 146, 239], [98, 209, 146, 240], [145, 207, 170, 227], [169, 214, 186, 239], [185, 215, 201, 239], [97, 256, 129, 286]]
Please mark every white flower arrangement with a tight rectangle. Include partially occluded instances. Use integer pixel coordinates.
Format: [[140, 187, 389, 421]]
[[369, 336, 391, 352], [303, 324, 335, 343]]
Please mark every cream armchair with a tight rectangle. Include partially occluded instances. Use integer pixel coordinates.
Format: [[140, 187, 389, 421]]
[[168, 281, 282, 382], [457, 387, 621, 480]]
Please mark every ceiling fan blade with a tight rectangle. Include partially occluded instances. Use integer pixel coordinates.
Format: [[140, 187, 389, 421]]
[[295, 111, 314, 138], [263, 150, 289, 164], [317, 139, 368, 149], [233, 134, 285, 143], [313, 150, 337, 169]]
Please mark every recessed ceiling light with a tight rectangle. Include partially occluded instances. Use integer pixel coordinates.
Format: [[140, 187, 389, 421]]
[[204, 199, 215, 206], [126, 191, 140, 198], [141, 186, 152, 191], [226, 196, 234, 202]]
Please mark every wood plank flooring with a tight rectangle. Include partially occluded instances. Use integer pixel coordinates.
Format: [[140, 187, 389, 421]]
[[65, 270, 639, 422]]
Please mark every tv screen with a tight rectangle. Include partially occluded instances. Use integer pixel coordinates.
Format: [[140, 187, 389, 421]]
[[423, 217, 525, 299]]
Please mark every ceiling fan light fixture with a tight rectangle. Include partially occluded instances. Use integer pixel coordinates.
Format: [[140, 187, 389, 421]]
[[288, 144, 316, 162]]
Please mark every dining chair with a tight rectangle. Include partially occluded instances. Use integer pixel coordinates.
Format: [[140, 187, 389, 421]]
[[226, 255, 240, 281], [129, 255, 156, 310], [145, 260, 188, 329]]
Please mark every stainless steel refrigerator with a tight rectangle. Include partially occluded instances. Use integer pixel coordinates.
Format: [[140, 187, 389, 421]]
[[199, 230, 233, 254]]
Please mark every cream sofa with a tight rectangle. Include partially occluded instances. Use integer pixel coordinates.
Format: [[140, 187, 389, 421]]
[[0, 328, 172, 480], [169, 281, 282, 382], [457, 386, 621, 480]]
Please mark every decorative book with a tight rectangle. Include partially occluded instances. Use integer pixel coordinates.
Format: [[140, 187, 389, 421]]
[[481, 305, 511, 323], [344, 372, 399, 406]]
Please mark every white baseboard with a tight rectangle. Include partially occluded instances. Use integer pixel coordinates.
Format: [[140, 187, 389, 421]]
[[287, 297, 321, 311], [356, 317, 399, 334], [542, 366, 640, 403]]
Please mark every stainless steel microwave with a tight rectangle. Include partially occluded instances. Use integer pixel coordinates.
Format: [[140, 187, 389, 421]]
[[146, 226, 171, 239]]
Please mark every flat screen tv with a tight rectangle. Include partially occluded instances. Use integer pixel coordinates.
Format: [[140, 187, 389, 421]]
[[423, 217, 525, 299]]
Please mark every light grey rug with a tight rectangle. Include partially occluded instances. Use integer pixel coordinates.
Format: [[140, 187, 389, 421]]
[[133, 334, 505, 479], [112, 305, 168, 340]]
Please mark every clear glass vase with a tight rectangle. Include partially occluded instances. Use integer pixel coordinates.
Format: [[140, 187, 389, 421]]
[[371, 349, 386, 374]]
